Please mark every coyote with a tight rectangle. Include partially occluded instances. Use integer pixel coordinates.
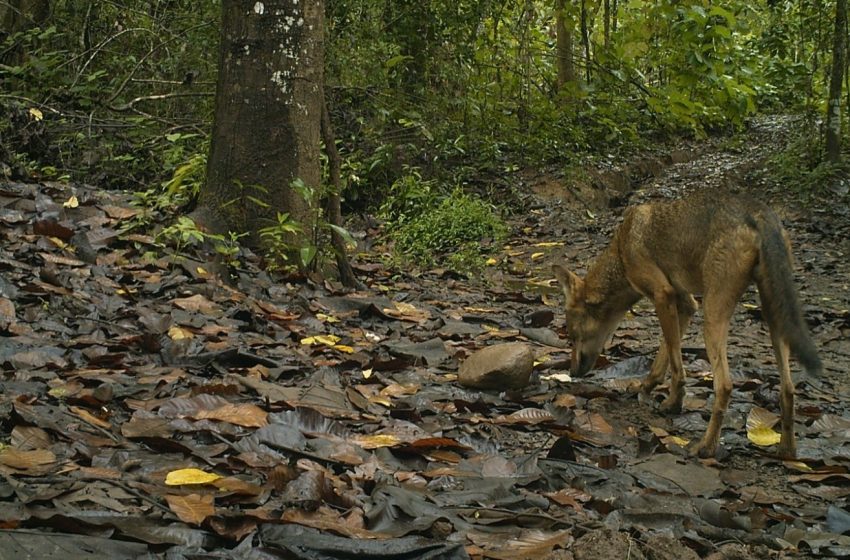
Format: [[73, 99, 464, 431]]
[[552, 191, 821, 459]]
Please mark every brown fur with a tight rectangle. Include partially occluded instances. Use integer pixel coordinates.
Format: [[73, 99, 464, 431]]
[[553, 191, 821, 459]]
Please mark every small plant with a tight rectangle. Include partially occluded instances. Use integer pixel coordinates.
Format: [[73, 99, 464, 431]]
[[379, 167, 438, 224], [157, 216, 246, 266], [388, 189, 507, 273], [157, 216, 208, 254], [125, 149, 207, 233], [258, 211, 304, 271]]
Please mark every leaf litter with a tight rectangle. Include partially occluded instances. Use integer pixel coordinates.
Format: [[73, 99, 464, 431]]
[[1, 123, 850, 558]]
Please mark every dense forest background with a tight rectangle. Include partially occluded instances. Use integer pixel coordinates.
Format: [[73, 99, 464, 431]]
[[1, 0, 848, 270]]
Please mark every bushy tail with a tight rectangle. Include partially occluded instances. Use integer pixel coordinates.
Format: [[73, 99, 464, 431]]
[[754, 214, 822, 376]]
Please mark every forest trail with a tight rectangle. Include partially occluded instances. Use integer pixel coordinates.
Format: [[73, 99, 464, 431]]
[[0, 121, 849, 558]]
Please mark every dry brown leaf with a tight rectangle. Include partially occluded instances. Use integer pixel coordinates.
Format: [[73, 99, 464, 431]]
[[10, 426, 52, 450], [282, 506, 391, 539], [212, 477, 266, 496], [0, 448, 57, 473], [194, 402, 268, 428], [574, 410, 614, 434], [0, 297, 16, 328], [165, 493, 215, 525], [69, 406, 112, 429], [382, 301, 430, 323], [172, 294, 220, 315], [553, 394, 577, 408], [493, 408, 555, 425]]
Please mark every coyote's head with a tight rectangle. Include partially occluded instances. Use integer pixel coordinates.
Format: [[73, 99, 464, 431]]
[[552, 263, 621, 377]]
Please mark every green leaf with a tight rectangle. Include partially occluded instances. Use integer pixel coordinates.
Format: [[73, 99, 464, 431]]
[[300, 245, 317, 267], [327, 223, 357, 248], [384, 54, 412, 69]]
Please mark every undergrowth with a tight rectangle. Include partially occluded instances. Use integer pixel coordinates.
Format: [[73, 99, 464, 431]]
[[383, 180, 507, 273]]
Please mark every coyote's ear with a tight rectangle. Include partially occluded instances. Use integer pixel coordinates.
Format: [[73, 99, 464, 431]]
[[552, 263, 583, 307]]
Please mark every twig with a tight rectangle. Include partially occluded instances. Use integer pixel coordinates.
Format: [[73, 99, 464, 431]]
[[108, 91, 214, 112]]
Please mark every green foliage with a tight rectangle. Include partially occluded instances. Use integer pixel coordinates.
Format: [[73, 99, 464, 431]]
[[379, 168, 438, 224], [0, 1, 217, 186], [126, 147, 207, 232], [158, 216, 207, 253], [2, 0, 845, 235], [763, 119, 850, 194], [156, 216, 245, 267], [258, 211, 304, 271], [387, 189, 507, 273]]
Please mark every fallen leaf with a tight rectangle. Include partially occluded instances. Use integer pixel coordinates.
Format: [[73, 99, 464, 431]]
[[165, 493, 215, 525], [165, 468, 222, 486]]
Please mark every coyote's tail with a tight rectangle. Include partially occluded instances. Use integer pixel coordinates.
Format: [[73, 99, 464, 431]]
[[754, 213, 822, 376]]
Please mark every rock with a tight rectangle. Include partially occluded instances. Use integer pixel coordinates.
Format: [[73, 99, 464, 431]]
[[458, 342, 534, 390]]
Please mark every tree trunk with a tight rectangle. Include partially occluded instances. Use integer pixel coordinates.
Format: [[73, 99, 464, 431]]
[[320, 97, 359, 289], [612, 0, 618, 33], [603, 0, 610, 49], [580, 0, 591, 82], [826, 0, 848, 163], [200, 0, 324, 245], [555, 0, 576, 94]]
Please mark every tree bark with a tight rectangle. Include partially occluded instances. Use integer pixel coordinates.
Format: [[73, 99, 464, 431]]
[[603, 0, 610, 49], [580, 0, 591, 82], [200, 0, 324, 244], [555, 0, 576, 94], [826, 0, 848, 163]]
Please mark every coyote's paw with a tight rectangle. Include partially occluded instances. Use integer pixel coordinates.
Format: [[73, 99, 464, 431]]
[[777, 440, 797, 460], [659, 394, 683, 415], [688, 438, 726, 460]]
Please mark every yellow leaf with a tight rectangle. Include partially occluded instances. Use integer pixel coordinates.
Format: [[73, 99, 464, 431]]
[[29, 107, 43, 121], [353, 434, 402, 449], [362, 368, 373, 379], [48, 236, 68, 249], [747, 426, 782, 446], [531, 252, 545, 260], [196, 267, 208, 276], [316, 313, 340, 323], [746, 406, 781, 446], [301, 334, 341, 346], [168, 326, 194, 340], [464, 306, 498, 313], [485, 257, 498, 266], [333, 344, 355, 354], [665, 435, 690, 447], [368, 395, 392, 407], [533, 242, 564, 248], [63, 195, 79, 208], [165, 468, 222, 486], [533, 355, 550, 366], [48, 387, 68, 398]]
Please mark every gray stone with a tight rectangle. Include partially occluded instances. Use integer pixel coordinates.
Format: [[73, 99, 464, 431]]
[[458, 342, 534, 390]]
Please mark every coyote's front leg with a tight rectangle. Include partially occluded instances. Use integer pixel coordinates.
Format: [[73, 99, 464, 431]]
[[640, 293, 698, 411]]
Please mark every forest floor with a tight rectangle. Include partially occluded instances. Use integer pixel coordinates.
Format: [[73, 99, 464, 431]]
[[0, 117, 849, 559]]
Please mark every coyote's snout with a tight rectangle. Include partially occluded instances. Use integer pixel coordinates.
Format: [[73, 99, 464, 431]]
[[553, 191, 821, 459]]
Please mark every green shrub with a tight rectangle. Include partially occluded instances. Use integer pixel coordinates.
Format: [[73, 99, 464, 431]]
[[389, 190, 507, 272]]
